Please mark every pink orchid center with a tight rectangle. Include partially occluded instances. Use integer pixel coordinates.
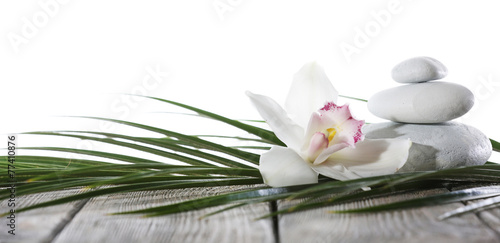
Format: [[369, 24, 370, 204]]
[[306, 127, 340, 162], [305, 102, 365, 163]]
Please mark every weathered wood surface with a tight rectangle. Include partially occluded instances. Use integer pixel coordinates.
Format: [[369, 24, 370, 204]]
[[449, 184, 500, 240], [0, 189, 87, 243], [1, 186, 500, 243], [478, 207, 500, 237], [278, 188, 500, 243], [52, 186, 274, 243]]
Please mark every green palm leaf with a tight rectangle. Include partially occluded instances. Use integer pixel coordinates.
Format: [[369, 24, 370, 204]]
[[2, 95, 499, 221], [330, 186, 500, 214], [74, 116, 262, 165], [491, 138, 500, 152], [5, 177, 263, 215], [26, 131, 254, 168], [438, 195, 500, 220], [139, 95, 284, 145]]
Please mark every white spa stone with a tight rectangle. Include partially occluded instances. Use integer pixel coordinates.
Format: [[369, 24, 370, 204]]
[[363, 122, 492, 172], [367, 82, 474, 123], [392, 56, 448, 83]]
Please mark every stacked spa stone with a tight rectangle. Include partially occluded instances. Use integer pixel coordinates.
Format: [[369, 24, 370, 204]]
[[365, 56, 492, 172]]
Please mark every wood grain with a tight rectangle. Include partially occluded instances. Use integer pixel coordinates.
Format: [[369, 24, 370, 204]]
[[449, 184, 500, 238], [2, 185, 499, 243], [477, 207, 500, 237], [52, 186, 275, 243], [0, 188, 86, 243], [278, 188, 499, 243]]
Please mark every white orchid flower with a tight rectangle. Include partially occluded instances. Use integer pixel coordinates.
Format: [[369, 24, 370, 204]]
[[247, 62, 412, 187]]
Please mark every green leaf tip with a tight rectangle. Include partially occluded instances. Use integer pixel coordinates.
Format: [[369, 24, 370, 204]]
[[338, 95, 368, 102], [490, 138, 500, 153]]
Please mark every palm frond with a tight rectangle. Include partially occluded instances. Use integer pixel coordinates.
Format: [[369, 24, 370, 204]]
[[25, 131, 254, 168], [438, 194, 500, 220], [2, 95, 499, 221], [338, 95, 368, 102], [138, 95, 284, 145], [329, 186, 500, 214]]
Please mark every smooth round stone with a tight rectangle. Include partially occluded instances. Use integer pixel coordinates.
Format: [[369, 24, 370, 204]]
[[363, 122, 492, 172], [367, 82, 474, 123], [392, 56, 448, 83]]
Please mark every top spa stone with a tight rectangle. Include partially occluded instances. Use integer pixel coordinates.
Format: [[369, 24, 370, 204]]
[[391, 56, 448, 83], [367, 81, 474, 123]]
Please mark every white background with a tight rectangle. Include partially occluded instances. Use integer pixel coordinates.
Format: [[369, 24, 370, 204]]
[[1, 1, 499, 162]]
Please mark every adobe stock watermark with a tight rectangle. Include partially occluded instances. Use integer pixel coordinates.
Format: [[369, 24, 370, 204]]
[[474, 74, 499, 101], [339, 0, 406, 63], [457, 74, 500, 122], [213, 0, 243, 21], [7, 0, 70, 53], [459, 74, 499, 122], [71, 64, 170, 158]]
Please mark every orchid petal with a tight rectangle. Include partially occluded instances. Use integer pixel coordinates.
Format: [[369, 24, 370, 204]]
[[313, 142, 350, 165], [303, 112, 326, 148], [311, 163, 362, 181], [285, 62, 339, 128], [259, 146, 318, 187], [319, 103, 352, 124], [314, 138, 412, 179], [319, 103, 364, 146], [330, 118, 365, 146], [246, 91, 304, 150]]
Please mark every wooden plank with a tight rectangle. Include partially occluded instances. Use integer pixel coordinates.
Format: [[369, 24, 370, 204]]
[[477, 207, 500, 236], [449, 184, 500, 238], [278, 188, 499, 243], [52, 186, 275, 243], [0, 189, 86, 243], [4, 185, 499, 242]]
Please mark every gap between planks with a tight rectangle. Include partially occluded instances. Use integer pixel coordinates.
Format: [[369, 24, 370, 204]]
[[50, 185, 276, 243], [41, 197, 91, 243]]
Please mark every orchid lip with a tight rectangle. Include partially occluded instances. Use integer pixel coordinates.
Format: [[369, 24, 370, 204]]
[[302, 101, 365, 164]]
